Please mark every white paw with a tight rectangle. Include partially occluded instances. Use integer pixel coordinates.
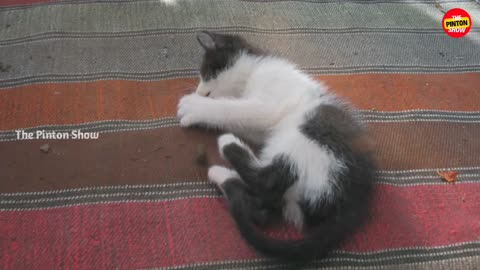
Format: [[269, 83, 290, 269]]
[[208, 165, 238, 186], [218, 133, 243, 149], [217, 134, 251, 160], [176, 94, 208, 127]]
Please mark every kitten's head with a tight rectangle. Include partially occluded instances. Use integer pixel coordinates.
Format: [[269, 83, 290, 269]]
[[195, 31, 261, 98]]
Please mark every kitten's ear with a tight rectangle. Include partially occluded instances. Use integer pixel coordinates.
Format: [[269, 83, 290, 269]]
[[196, 31, 216, 51]]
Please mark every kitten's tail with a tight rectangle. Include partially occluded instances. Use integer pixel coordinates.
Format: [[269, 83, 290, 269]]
[[232, 203, 340, 260], [222, 180, 362, 261]]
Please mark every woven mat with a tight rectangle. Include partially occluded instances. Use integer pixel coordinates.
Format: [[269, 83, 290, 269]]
[[1, 1, 480, 269]]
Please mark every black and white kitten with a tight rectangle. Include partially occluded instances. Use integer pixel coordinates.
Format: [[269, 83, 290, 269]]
[[177, 31, 375, 260]]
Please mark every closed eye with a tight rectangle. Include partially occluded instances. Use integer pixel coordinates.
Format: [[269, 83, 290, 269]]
[[205, 92, 211, 97]]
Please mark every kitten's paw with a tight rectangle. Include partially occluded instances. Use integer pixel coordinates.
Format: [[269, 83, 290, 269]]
[[217, 134, 251, 160], [177, 94, 208, 127], [218, 133, 243, 149], [208, 165, 238, 186]]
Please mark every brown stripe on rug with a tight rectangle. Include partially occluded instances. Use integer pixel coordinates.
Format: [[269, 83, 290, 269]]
[[371, 122, 480, 170], [1, 121, 479, 192], [1, 74, 479, 130], [0, 127, 224, 192]]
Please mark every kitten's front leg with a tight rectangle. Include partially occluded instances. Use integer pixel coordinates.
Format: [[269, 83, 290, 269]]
[[177, 94, 213, 127], [177, 94, 279, 131]]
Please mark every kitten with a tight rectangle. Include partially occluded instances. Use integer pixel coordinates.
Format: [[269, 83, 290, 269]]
[[177, 31, 375, 260]]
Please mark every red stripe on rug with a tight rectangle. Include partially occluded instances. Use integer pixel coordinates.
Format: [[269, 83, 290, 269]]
[[1, 184, 479, 269]]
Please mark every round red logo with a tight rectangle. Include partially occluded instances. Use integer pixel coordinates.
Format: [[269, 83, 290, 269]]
[[442, 8, 472, 38]]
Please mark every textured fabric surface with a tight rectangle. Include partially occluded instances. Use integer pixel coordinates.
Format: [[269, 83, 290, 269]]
[[1, 1, 480, 269]]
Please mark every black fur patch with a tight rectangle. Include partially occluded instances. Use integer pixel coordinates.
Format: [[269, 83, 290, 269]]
[[221, 141, 297, 218], [301, 104, 363, 155], [300, 104, 374, 228], [197, 32, 262, 81], [221, 178, 278, 227], [222, 143, 296, 197]]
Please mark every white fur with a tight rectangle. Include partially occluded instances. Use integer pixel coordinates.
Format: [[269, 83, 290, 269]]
[[283, 183, 304, 229], [196, 55, 260, 98], [178, 53, 345, 227], [218, 134, 255, 160], [208, 165, 239, 187], [261, 126, 345, 201], [178, 94, 280, 143], [218, 134, 245, 149]]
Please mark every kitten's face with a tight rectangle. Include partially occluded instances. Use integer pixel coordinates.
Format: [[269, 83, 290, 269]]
[[195, 31, 260, 98]]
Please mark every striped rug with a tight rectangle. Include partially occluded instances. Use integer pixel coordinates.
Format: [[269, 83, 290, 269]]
[[1, 1, 480, 269]]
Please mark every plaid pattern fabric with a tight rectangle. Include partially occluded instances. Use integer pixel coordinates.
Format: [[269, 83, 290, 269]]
[[1, 1, 480, 269]]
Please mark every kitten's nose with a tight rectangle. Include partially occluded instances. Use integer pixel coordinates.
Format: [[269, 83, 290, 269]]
[[197, 90, 210, 97]]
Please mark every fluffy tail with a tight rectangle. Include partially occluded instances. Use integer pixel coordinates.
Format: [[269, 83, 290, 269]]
[[221, 179, 366, 260]]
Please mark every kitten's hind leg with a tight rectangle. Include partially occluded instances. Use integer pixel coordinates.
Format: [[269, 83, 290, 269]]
[[208, 165, 273, 226], [217, 134, 261, 186], [218, 134, 257, 162], [217, 134, 296, 197], [208, 165, 240, 195]]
